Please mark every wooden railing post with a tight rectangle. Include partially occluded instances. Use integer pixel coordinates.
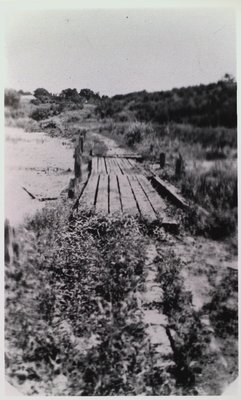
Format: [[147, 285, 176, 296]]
[[68, 132, 85, 198], [74, 136, 83, 180], [175, 153, 184, 179], [159, 152, 166, 169], [5, 220, 11, 263], [79, 135, 84, 153], [5, 220, 19, 264]]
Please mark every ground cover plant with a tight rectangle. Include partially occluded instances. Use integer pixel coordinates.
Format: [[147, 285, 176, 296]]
[[5, 201, 238, 395], [5, 205, 174, 395]]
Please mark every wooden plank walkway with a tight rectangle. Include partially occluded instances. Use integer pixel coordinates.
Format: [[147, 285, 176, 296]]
[[78, 155, 169, 221]]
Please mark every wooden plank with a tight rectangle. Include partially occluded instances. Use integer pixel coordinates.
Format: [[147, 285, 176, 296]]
[[104, 157, 110, 174], [127, 158, 142, 174], [109, 158, 119, 174], [80, 174, 99, 210], [117, 158, 128, 174], [151, 174, 189, 209], [112, 158, 123, 175], [104, 157, 112, 174], [98, 157, 106, 174], [106, 158, 113, 174], [128, 175, 156, 221], [118, 174, 139, 216], [95, 174, 109, 213], [127, 158, 136, 167], [137, 175, 167, 217], [126, 158, 141, 174], [105, 153, 142, 160], [109, 174, 122, 214], [120, 158, 132, 173], [91, 157, 98, 175], [117, 158, 129, 174], [103, 157, 108, 174]]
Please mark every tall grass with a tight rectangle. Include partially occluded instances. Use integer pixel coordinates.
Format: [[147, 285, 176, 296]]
[[180, 163, 237, 211]]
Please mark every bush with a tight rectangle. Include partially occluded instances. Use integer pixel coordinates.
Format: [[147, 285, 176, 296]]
[[5, 89, 20, 108], [124, 122, 154, 147], [203, 269, 238, 338], [30, 104, 62, 121], [30, 107, 51, 121], [34, 88, 52, 103]]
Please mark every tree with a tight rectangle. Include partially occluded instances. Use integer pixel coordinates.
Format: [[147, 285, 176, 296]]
[[34, 88, 51, 99], [222, 73, 235, 83], [79, 88, 100, 101], [60, 88, 81, 103]]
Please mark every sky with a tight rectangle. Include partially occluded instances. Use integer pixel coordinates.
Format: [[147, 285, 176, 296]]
[[4, 8, 236, 96]]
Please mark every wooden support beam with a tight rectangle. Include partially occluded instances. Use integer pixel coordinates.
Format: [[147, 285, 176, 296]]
[[151, 174, 189, 210]]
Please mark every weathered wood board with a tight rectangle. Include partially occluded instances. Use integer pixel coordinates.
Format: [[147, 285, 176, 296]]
[[78, 155, 178, 225]]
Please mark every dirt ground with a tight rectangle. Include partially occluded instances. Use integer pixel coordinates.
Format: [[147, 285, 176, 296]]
[[5, 127, 74, 226]]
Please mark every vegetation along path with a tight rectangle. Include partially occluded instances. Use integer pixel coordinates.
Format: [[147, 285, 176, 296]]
[[5, 102, 238, 395], [69, 132, 237, 395]]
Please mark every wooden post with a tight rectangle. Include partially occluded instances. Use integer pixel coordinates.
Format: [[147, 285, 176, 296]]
[[175, 153, 184, 179], [74, 139, 83, 180], [5, 220, 19, 264], [159, 152, 166, 169], [5, 220, 11, 263], [88, 149, 93, 174], [68, 137, 83, 198], [79, 135, 84, 153], [68, 178, 76, 199]]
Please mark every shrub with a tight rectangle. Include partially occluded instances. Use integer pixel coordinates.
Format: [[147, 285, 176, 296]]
[[124, 122, 154, 147], [34, 88, 52, 103], [30, 104, 62, 121], [30, 107, 51, 121], [203, 269, 238, 338], [5, 89, 20, 108]]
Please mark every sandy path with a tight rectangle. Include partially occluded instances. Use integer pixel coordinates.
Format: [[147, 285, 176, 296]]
[[5, 127, 74, 226]]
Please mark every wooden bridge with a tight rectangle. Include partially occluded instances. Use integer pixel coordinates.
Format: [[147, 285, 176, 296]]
[[78, 154, 169, 222]]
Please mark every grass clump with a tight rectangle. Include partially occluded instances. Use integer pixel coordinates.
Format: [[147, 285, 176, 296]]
[[179, 164, 237, 239]]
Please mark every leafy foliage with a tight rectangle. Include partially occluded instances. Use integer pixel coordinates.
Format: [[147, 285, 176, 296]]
[[5, 89, 21, 108], [156, 252, 212, 388], [5, 207, 176, 395], [97, 77, 236, 128]]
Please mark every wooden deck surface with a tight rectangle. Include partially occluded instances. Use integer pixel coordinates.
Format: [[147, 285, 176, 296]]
[[79, 155, 168, 221]]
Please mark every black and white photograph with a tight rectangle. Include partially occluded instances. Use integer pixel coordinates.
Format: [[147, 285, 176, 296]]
[[3, 0, 239, 396]]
